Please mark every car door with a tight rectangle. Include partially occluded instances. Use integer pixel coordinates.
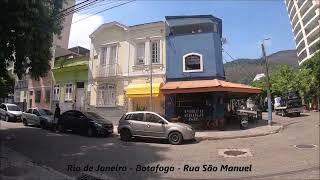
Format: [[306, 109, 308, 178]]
[[64, 111, 77, 130], [126, 113, 146, 136], [144, 113, 166, 138], [59, 111, 70, 129], [32, 109, 41, 125], [25, 109, 33, 123], [73, 111, 88, 133]]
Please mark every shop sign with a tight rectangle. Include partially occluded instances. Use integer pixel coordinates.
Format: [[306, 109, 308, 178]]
[[183, 109, 204, 122]]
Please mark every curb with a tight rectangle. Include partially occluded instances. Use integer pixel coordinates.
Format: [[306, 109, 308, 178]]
[[195, 125, 283, 141]]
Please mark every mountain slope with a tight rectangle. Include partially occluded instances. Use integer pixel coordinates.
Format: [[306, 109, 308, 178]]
[[224, 50, 299, 84]]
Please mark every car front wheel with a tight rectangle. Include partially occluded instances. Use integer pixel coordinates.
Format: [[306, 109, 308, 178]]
[[5, 116, 10, 122], [168, 131, 183, 145], [120, 129, 131, 141]]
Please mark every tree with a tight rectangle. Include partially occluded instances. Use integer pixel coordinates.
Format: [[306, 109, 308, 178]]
[[300, 47, 320, 109], [0, 0, 65, 97], [269, 65, 299, 97]]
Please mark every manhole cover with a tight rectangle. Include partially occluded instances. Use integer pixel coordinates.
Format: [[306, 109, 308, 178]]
[[295, 144, 317, 149], [0, 166, 29, 177], [218, 148, 252, 157], [224, 150, 247, 156]]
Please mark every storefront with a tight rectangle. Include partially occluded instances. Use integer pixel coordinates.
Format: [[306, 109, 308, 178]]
[[161, 79, 261, 129], [125, 82, 164, 114]]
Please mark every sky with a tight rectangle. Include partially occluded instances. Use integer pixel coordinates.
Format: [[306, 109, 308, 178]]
[[68, 0, 296, 61]]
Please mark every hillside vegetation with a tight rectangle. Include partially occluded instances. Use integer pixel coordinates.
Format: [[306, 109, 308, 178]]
[[224, 50, 299, 84]]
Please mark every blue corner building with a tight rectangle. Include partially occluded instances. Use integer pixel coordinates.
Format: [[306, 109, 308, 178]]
[[163, 15, 226, 128]]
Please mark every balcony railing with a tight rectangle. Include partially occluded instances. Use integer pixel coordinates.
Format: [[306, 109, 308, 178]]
[[95, 64, 121, 78]]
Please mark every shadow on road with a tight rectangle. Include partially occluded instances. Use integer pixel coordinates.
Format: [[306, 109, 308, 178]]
[[0, 124, 175, 180]]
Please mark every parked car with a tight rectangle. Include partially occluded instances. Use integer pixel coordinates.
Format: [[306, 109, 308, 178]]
[[22, 108, 54, 128], [118, 111, 195, 145], [0, 103, 23, 122], [57, 110, 113, 137]]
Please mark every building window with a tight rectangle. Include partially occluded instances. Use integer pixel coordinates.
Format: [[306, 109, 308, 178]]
[[183, 53, 203, 72], [109, 45, 117, 64], [45, 90, 50, 103], [100, 45, 118, 65], [53, 85, 60, 101], [100, 48, 107, 65], [151, 40, 160, 63], [136, 42, 145, 65], [97, 83, 116, 107], [29, 91, 33, 96], [65, 83, 73, 101], [35, 90, 41, 103]]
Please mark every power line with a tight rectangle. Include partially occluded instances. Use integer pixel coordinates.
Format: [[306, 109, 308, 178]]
[[72, 0, 135, 25], [54, 0, 94, 17], [78, 0, 119, 14], [57, 0, 102, 20]]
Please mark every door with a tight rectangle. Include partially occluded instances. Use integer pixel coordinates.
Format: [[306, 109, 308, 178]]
[[106, 84, 116, 107], [127, 113, 146, 136], [144, 113, 166, 138], [76, 82, 85, 110]]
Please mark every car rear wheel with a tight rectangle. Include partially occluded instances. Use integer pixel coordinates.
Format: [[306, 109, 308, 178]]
[[120, 129, 131, 141], [22, 119, 28, 126], [5, 116, 10, 122], [168, 131, 183, 145]]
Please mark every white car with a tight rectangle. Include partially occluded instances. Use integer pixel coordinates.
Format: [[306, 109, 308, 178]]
[[0, 103, 23, 122], [22, 108, 54, 129]]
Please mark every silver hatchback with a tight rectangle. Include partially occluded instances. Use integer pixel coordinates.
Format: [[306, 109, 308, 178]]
[[118, 111, 195, 145]]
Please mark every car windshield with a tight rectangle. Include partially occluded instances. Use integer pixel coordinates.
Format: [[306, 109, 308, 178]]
[[7, 105, 20, 111], [38, 109, 53, 116], [84, 112, 104, 120]]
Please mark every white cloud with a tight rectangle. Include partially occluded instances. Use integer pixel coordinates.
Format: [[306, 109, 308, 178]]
[[68, 13, 104, 49]]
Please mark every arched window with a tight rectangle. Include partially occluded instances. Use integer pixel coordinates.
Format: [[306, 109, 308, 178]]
[[183, 53, 203, 72]]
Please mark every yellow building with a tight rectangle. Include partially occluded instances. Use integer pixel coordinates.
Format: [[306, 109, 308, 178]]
[[89, 21, 165, 115]]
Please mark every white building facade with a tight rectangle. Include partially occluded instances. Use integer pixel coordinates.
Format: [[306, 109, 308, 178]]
[[285, 0, 320, 65], [88, 21, 166, 116]]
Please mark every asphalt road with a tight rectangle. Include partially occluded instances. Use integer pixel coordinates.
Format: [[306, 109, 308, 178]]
[[1, 112, 319, 180]]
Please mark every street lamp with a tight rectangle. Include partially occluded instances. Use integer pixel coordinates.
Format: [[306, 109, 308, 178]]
[[261, 38, 272, 125]]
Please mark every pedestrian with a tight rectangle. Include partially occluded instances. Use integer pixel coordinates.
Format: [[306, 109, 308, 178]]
[[54, 103, 61, 132]]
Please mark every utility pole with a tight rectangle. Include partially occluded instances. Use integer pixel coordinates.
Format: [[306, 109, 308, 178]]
[[148, 38, 153, 112], [261, 38, 272, 125]]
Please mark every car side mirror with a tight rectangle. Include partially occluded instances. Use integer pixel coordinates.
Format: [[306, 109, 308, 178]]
[[160, 120, 166, 124]]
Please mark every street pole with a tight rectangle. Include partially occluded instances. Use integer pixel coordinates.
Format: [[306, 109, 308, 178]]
[[149, 38, 153, 112], [261, 39, 272, 126]]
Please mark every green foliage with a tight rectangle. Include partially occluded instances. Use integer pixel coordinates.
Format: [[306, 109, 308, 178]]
[[269, 65, 299, 96], [0, 72, 15, 98], [0, 0, 64, 79], [252, 52, 320, 105]]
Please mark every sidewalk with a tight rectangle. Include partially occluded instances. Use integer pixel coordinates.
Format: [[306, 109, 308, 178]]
[[0, 145, 73, 180], [113, 122, 283, 141], [196, 124, 282, 140]]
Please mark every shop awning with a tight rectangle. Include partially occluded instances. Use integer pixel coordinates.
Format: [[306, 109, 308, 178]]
[[126, 83, 162, 98], [161, 79, 261, 95]]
